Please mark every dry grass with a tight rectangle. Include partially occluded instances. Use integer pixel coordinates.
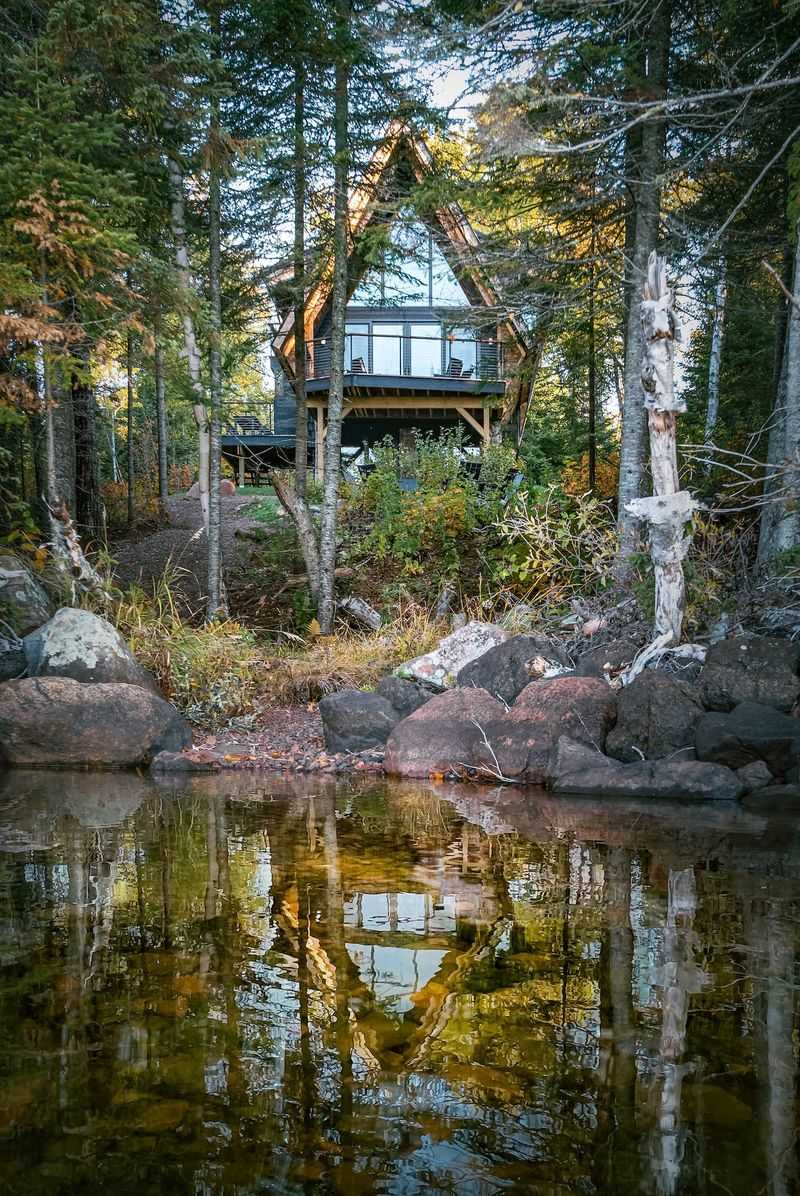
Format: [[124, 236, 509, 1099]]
[[270, 600, 445, 703]]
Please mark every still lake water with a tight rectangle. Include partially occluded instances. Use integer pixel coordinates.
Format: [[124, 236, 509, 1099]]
[[0, 770, 797, 1196]]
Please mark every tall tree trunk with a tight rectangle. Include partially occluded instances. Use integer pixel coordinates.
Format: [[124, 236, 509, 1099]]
[[167, 153, 210, 528], [207, 5, 224, 620], [318, 0, 350, 635], [588, 212, 597, 493], [702, 260, 727, 461], [155, 336, 169, 509], [616, 0, 672, 571], [625, 253, 695, 652], [771, 220, 800, 554], [126, 331, 135, 527], [293, 55, 308, 499], [72, 343, 103, 543]]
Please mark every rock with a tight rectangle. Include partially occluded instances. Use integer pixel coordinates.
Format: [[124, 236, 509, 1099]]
[[150, 750, 222, 773], [0, 550, 53, 636], [605, 672, 703, 762], [574, 637, 641, 679], [318, 690, 400, 753], [0, 635, 26, 683], [0, 677, 190, 767], [699, 636, 800, 712], [23, 607, 158, 691], [473, 676, 617, 784], [384, 687, 506, 778], [396, 620, 508, 690], [736, 760, 773, 792], [376, 675, 433, 718], [220, 478, 236, 496], [742, 783, 800, 809], [550, 737, 743, 801], [456, 634, 571, 706], [695, 701, 800, 776]]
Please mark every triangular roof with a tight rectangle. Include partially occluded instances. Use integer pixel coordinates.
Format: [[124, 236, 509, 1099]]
[[272, 122, 532, 423]]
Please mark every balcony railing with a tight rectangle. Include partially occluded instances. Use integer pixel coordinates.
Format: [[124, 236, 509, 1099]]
[[305, 331, 504, 383]]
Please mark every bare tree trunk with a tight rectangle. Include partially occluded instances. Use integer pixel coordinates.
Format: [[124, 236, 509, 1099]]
[[616, 0, 672, 571], [271, 471, 320, 600], [763, 221, 800, 560], [318, 0, 350, 635], [702, 260, 727, 461], [588, 209, 597, 492], [72, 345, 103, 543], [155, 335, 169, 510], [293, 56, 308, 499], [126, 331, 135, 526], [207, 8, 225, 620], [625, 253, 696, 650], [167, 153, 209, 528]]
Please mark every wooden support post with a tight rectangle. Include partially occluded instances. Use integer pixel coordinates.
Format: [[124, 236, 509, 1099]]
[[315, 406, 324, 479], [483, 405, 491, 447], [237, 445, 245, 488], [456, 406, 485, 440]]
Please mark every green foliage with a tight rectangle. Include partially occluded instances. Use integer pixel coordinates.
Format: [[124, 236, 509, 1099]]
[[355, 431, 480, 576], [493, 485, 617, 603]]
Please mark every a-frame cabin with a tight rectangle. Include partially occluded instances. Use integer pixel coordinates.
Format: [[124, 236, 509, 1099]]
[[222, 122, 532, 482]]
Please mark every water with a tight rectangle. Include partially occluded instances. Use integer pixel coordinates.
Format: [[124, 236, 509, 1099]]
[[0, 770, 798, 1196]]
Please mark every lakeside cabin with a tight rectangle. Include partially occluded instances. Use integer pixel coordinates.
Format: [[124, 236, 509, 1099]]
[[221, 122, 533, 484]]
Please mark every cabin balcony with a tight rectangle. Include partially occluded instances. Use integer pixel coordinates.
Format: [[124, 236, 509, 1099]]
[[304, 330, 506, 400]]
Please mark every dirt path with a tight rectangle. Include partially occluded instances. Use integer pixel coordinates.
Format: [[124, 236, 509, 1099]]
[[113, 492, 260, 611]]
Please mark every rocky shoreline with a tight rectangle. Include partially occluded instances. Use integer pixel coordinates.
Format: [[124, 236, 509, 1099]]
[[3, 550, 800, 804]]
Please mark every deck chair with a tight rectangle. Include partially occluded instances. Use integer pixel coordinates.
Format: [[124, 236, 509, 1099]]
[[350, 356, 366, 373], [446, 357, 463, 378], [460, 367, 474, 379]]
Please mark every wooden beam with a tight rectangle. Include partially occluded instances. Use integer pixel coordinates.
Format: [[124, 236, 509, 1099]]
[[483, 405, 491, 446], [456, 406, 486, 439], [307, 397, 501, 412]]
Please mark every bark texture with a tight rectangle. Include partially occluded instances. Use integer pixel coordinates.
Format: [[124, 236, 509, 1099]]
[[318, 0, 350, 634], [155, 337, 169, 507], [207, 23, 225, 620], [702, 262, 727, 458], [167, 153, 209, 528], [293, 57, 308, 499], [616, 0, 672, 568], [625, 252, 696, 647], [126, 331, 135, 526]]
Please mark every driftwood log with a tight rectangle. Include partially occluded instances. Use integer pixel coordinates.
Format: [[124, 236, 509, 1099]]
[[625, 253, 698, 652]]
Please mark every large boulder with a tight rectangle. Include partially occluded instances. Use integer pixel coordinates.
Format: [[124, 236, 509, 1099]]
[[0, 635, 26, 683], [220, 478, 236, 497], [456, 634, 570, 705], [0, 677, 190, 767], [550, 737, 743, 801], [605, 671, 703, 762], [0, 550, 53, 636], [376, 675, 433, 719], [473, 676, 618, 785], [396, 621, 508, 690], [384, 687, 506, 778], [318, 689, 399, 753], [695, 701, 800, 776], [699, 637, 800, 712], [23, 607, 158, 691]]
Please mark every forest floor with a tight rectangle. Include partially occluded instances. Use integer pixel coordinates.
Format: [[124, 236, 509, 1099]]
[[112, 492, 259, 612]]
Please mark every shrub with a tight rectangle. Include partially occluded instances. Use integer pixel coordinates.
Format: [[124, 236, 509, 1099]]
[[493, 485, 617, 602]]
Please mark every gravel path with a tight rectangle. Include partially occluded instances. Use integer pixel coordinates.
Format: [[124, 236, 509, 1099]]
[[112, 492, 260, 612]]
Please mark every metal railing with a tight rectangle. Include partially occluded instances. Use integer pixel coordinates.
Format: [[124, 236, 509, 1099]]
[[305, 331, 504, 383]]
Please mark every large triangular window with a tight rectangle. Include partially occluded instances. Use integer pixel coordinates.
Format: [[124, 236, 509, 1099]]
[[349, 213, 470, 307]]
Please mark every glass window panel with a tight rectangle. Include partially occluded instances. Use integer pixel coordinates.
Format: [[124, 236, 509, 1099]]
[[409, 324, 442, 377], [345, 323, 369, 371], [447, 328, 477, 375], [371, 323, 403, 374]]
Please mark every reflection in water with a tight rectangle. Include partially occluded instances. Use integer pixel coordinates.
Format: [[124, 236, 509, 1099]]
[[0, 770, 798, 1195]]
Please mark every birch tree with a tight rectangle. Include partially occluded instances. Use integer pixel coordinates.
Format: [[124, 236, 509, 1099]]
[[317, 0, 350, 636], [167, 154, 210, 530], [702, 261, 726, 462]]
